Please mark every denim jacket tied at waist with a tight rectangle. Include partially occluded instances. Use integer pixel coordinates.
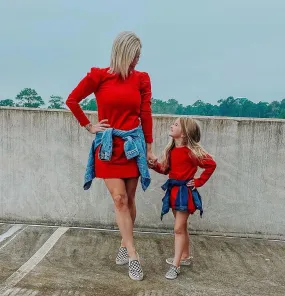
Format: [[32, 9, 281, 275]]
[[160, 178, 203, 220], [83, 125, 151, 191]]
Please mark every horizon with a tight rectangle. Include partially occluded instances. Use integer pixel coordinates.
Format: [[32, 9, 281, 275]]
[[1, 0, 285, 105]]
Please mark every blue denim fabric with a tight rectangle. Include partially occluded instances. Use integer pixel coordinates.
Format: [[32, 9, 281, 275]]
[[160, 178, 203, 220], [83, 125, 151, 191]]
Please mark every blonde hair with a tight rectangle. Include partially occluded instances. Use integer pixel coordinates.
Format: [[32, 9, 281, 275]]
[[109, 31, 142, 79], [161, 117, 210, 170]]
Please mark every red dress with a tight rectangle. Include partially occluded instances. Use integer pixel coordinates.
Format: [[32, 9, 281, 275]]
[[66, 67, 153, 179], [153, 146, 216, 213]]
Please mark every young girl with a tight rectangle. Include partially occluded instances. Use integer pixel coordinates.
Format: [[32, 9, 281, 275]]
[[149, 117, 216, 280]]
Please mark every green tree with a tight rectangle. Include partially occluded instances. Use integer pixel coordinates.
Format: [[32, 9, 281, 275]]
[[152, 98, 181, 114], [15, 88, 44, 108], [151, 96, 285, 119], [183, 105, 193, 115], [48, 95, 65, 109], [176, 103, 186, 115], [279, 110, 285, 119], [80, 98, 97, 111], [279, 99, 285, 119], [152, 99, 166, 114], [165, 99, 180, 114], [218, 96, 239, 117], [235, 97, 256, 117], [0, 99, 15, 107], [255, 102, 269, 118], [191, 100, 219, 116], [267, 101, 280, 118]]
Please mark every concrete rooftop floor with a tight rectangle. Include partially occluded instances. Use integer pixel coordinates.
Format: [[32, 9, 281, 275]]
[[0, 223, 284, 296]]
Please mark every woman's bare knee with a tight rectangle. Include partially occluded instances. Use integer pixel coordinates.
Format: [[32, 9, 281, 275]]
[[104, 178, 129, 211], [113, 193, 128, 211]]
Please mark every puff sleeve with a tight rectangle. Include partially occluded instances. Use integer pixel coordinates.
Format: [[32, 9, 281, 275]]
[[139, 72, 153, 143], [66, 67, 101, 126]]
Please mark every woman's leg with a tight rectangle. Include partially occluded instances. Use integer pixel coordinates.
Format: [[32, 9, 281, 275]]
[[121, 177, 139, 248], [172, 210, 190, 260], [172, 211, 190, 267], [104, 178, 137, 259]]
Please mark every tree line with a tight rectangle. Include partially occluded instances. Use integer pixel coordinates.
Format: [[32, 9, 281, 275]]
[[1, 87, 285, 119]]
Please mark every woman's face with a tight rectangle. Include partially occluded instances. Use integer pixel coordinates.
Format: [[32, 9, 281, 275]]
[[130, 51, 140, 70]]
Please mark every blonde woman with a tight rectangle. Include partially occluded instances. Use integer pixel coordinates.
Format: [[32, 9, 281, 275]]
[[66, 31, 157, 281], [148, 117, 216, 280]]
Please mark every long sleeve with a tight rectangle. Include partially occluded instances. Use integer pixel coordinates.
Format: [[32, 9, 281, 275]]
[[151, 162, 169, 175], [194, 155, 217, 187], [66, 67, 101, 126], [139, 72, 153, 143]]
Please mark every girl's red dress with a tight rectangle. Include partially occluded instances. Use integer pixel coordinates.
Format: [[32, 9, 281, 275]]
[[153, 146, 216, 213]]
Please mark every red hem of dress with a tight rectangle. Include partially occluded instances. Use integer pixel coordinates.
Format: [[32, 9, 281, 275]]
[[96, 173, 140, 179]]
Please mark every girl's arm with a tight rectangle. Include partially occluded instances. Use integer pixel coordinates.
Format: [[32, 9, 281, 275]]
[[194, 155, 217, 187], [149, 161, 169, 175]]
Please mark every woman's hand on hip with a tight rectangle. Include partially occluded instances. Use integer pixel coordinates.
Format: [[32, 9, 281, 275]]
[[85, 119, 110, 134]]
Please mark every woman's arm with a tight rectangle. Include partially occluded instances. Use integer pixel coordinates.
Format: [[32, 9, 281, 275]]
[[139, 72, 157, 162], [139, 71, 153, 143], [66, 67, 101, 128]]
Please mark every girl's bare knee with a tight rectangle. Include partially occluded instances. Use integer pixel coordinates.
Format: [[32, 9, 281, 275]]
[[174, 225, 187, 235]]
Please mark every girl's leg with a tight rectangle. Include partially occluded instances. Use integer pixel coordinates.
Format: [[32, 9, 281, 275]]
[[172, 210, 190, 260], [121, 177, 139, 248], [172, 211, 190, 267], [104, 178, 137, 259], [183, 229, 191, 259]]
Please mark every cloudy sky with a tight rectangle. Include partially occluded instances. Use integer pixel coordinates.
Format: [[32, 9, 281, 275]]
[[0, 0, 284, 106]]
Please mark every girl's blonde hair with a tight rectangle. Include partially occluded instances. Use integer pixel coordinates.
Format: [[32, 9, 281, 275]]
[[109, 31, 142, 79], [161, 117, 210, 170]]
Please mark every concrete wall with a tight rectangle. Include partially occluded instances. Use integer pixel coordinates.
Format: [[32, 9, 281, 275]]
[[1, 107, 285, 238]]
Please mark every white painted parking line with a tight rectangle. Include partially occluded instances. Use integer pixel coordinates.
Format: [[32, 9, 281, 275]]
[[137, 291, 164, 296], [8, 287, 21, 296], [51, 291, 85, 296], [2, 288, 39, 295], [0, 225, 28, 251], [0, 225, 23, 243], [0, 227, 69, 294]]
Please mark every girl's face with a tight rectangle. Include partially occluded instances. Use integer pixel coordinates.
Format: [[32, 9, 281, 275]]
[[169, 118, 183, 139]]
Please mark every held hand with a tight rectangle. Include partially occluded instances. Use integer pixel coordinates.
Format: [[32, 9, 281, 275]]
[[85, 119, 110, 134], [187, 179, 196, 189], [148, 158, 157, 168], [147, 151, 158, 168]]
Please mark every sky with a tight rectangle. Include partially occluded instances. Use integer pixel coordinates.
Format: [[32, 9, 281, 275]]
[[0, 0, 285, 106]]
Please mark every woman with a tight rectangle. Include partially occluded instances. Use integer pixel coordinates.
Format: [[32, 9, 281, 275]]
[[66, 31, 157, 281]]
